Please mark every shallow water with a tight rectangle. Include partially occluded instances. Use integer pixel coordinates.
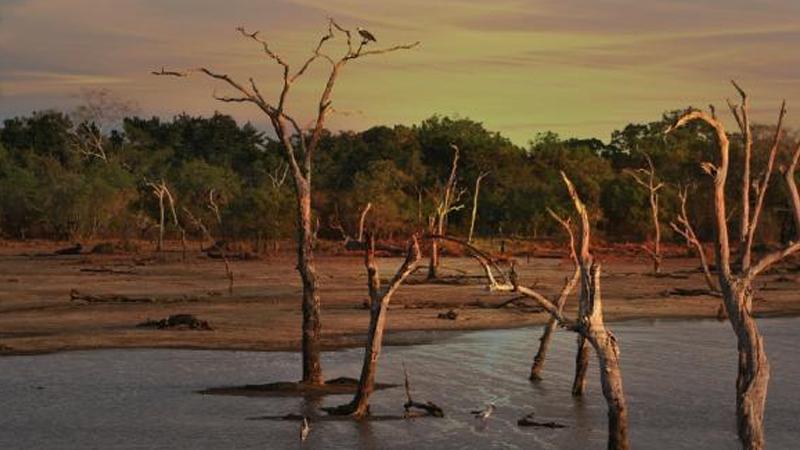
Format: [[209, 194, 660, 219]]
[[1, 318, 799, 449]]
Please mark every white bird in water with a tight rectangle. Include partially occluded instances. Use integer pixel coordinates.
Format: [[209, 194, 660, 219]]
[[357, 27, 377, 43], [471, 403, 496, 420], [300, 416, 311, 442]]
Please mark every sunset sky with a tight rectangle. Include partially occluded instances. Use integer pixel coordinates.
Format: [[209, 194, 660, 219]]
[[1, 0, 799, 144]]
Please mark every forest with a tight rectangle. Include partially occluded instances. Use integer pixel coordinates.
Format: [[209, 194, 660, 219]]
[[2, 100, 797, 248]]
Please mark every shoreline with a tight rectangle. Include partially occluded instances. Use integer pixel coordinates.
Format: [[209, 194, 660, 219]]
[[2, 251, 799, 358], [3, 311, 799, 358]]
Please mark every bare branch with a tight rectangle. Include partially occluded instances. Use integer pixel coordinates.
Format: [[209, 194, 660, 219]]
[[742, 100, 787, 270], [782, 142, 800, 235], [666, 109, 732, 278]]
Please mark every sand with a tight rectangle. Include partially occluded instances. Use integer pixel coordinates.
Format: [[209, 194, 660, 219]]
[[1, 241, 799, 356]]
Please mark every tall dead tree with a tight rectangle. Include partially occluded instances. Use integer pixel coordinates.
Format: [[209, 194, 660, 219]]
[[434, 172, 629, 449], [625, 152, 664, 274], [327, 234, 420, 418], [468, 171, 490, 243], [667, 84, 798, 450], [427, 144, 464, 279], [147, 180, 186, 257], [154, 20, 418, 385], [149, 181, 167, 252]]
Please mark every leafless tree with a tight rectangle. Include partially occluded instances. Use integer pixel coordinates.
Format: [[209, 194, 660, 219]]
[[625, 152, 664, 274], [427, 144, 465, 279], [468, 171, 490, 243], [69, 88, 137, 162], [667, 83, 798, 450], [328, 234, 421, 418], [669, 185, 717, 292], [208, 189, 234, 294], [147, 180, 186, 257], [153, 19, 418, 385], [434, 172, 629, 449]]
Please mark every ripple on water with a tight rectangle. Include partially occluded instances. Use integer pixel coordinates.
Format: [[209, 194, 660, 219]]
[[1, 318, 798, 449]]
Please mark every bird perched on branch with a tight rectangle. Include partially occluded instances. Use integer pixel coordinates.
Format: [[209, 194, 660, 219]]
[[357, 27, 377, 43], [300, 416, 311, 442], [471, 403, 496, 420]]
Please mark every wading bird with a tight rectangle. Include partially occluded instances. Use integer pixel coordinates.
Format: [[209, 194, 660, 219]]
[[471, 403, 496, 420], [300, 416, 311, 442]]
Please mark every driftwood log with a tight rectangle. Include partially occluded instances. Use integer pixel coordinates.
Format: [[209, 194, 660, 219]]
[[69, 289, 199, 304], [517, 412, 567, 428], [137, 314, 212, 330], [402, 363, 444, 418]]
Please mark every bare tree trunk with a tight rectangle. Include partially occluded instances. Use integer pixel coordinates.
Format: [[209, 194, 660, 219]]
[[427, 145, 462, 280], [157, 192, 165, 252], [296, 181, 323, 385], [571, 336, 590, 396], [427, 227, 440, 279], [721, 283, 769, 449], [331, 235, 420, 418], [581, 264, 628, 449], [468, 172, 489, 243], [649, 191, 662, 274], [357, 202, 372, 243]]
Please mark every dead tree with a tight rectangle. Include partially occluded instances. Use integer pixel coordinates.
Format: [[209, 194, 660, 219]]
[[154, 20, 418, 385], [427, 144, 465, 279], [667, 84, 797, 450], [327, 234, 421, 418], [208, 189, 235, 294], [147, 180, 185, 256], [149, 182, 167, 252], [434, 172, 629, 449], [357, 202, 372, 242], [69, 88, 137, 162], [529, 209, 580, 381], [468, 171, 490, 243], [670, 185, 717, 292], [625, 152, 664, 274]]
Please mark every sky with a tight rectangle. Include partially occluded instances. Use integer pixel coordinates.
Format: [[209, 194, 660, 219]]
[[1, 0, 799, 144]]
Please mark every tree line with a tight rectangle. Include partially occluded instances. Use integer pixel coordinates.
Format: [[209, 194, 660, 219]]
[[2, 106, 796, 246]]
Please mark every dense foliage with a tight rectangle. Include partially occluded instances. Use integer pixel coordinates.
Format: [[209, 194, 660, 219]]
[[1, 109, 796, 246]]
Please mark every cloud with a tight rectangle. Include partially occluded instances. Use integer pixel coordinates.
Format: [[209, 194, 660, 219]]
[[0, 0, 799, 143]]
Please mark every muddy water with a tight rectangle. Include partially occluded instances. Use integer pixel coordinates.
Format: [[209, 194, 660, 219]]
[[1, 318, 799, 449]]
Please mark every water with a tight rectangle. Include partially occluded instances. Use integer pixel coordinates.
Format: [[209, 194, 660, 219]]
[[1, 318, 799, 449]]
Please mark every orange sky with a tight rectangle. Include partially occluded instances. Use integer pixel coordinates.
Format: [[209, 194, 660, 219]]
[[1, 0, 799, 143]]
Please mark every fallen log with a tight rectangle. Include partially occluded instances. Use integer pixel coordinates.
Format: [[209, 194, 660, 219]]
[[402, 363, 444, 418], [54, 243, 82, 255], [661, 288, 721, 298], [136, 314, 212, 330], [517, 412, 567, 428], [69, 289, 200, 304], [79, 267, 135, 275], [437, 309, 459, 320]]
